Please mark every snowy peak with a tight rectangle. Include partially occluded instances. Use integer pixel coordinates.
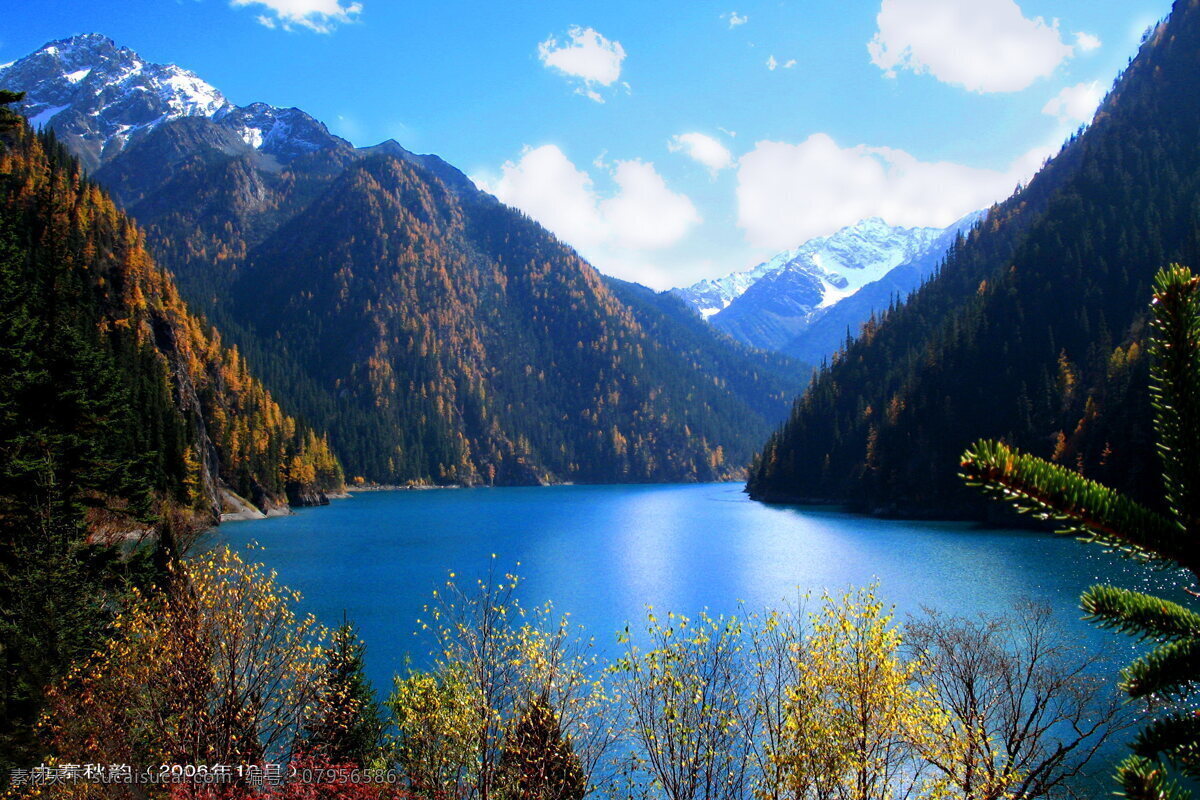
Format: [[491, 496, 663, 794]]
[[215, 102, 342, 161], [678, 262, 780, 319], [671, 214, 981, 355], [673, 217, 945, 318], [0, 34, 347, 172], [0, 35, 231, 169], [806, 217, 942, 278]]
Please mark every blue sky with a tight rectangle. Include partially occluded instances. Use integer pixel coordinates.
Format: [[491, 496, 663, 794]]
[[1, 0, 1169, 288]]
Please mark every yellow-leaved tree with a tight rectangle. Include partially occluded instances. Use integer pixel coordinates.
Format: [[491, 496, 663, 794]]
[[386, 562, 613, 800], [43, 548, 331, 789], [774, 586, 947, 800]]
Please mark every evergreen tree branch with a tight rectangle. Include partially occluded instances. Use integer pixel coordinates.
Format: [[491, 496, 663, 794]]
[[1082, 584, 1200, 642], [1133, 712, 1200, 777], [961, 439, 1189, 570], [1117, 755, 1192, 800], [1149, 265, 1200, 534], [1120, 639, 1200, 700]]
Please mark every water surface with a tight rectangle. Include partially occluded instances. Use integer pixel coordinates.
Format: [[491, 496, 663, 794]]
[[217, 482, 1155, 688]]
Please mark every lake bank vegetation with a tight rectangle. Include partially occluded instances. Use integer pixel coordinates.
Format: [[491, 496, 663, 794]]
[[15, 554, 1135, 800]]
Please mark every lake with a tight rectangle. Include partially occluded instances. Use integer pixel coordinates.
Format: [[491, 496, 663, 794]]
[[215, 482, 1155, 689]]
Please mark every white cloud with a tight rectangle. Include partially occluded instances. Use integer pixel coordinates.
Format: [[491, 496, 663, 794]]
[[230, 0, 361, 33], [868, 0, 1075, 92], [473, 145, 699, 285], [538, 26, 626, 102], [1074, 31, 1102, 51], [603, 161, 701, 249], [669, 132, 734, 175], [477, 145, 606, 252], [735, 133, 1053, 250], [766, 55, 795, 71], [767, 55, 777, 71], [722, 11, 748, 28], [1042, 81, 1104, 125]]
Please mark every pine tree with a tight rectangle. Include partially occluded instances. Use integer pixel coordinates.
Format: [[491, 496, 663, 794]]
[[0, 90, 23, 131], [960, 264, 1200, 799], [302, 621, 385, 767], [495, 694, 586, 800]]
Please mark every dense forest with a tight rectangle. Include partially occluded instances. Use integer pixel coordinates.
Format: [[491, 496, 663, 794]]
[[748, 0, 1200, 516], [0, 116, 343, 520], [80, 115, 809, 485], [0, 108, 345, 769], [232, 154, 806, 484]]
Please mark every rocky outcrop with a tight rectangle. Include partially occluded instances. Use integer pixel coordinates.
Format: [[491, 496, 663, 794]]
[[285, 484, 330, 508]]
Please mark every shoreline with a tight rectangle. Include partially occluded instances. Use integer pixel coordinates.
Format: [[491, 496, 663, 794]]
[[347, 483, 466, 492]]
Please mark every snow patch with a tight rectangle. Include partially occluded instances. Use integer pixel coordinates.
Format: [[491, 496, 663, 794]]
[[29, 104, 69, 128], [675, 217, 949, 318], [161, 69, 226, 116], [240, 126, 264, 149], [65, 68, 91, 83], [817, 278, 856, 309]]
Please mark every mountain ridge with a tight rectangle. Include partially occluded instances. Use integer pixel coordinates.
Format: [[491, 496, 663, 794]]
[[1, 33, 812, 487], [675, 218, 943, 319], [0, 119, 344, 528]]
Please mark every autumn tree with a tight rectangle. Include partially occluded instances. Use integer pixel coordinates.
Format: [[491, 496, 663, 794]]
[[773, 586, 944, 800], [387, 563, 612, 800], [44, 547, 331, 784], [613, 610, 751, 800], [388, 662, 483, 800], [741, 602, 806, 800]]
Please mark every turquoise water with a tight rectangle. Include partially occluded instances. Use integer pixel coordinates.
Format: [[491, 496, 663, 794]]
[[214, 482, 1155, 689]]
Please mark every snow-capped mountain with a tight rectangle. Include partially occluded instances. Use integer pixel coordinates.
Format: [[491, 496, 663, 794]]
[[0, 34, 346, 171], [674, 218, 944, 319], [675, 249, 801, 320], [673, 214, 981, 358]]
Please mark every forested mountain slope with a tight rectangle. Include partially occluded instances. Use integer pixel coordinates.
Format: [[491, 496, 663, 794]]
[[748, 2, 1197, 516], [0, 120, 342, 530], [234, 154, 806, 484], [2, 36, 810, 486]]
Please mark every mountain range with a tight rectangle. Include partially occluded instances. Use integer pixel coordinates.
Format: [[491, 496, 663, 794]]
[[0, 34, 810, 488], [0, 33, 343, 172], [673, 213, 982, 365]]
